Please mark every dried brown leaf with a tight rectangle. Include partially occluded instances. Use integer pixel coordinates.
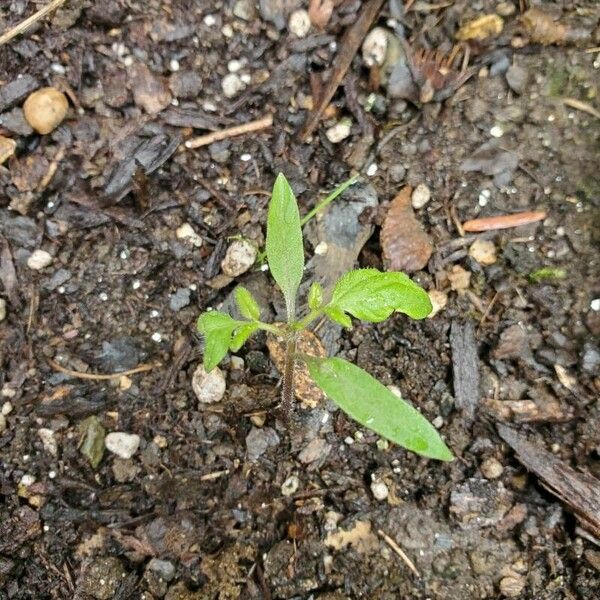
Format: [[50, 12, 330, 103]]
[[381, 187, 433, 272]]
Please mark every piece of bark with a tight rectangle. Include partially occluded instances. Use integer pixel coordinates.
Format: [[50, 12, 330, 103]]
[[298, 0, 385, 141], [381, 187, 433, 272], [450, 320, 480, 422], [498, 424, 600, 542]]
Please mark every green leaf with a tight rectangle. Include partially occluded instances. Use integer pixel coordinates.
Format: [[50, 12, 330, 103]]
[[230, 323, 259, 352], [328, 269, 432, 323], [528, 267, 567, 283], [324, 305, 352, 328], [235, 286, 260, 320], [266, 173, 304, 320], [308, 282, 324, 311], [197, 311, 239, 371], [305, 357, 453, 461]]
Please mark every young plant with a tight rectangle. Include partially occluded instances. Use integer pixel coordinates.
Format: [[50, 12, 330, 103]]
[[197, 174, 453, 461]]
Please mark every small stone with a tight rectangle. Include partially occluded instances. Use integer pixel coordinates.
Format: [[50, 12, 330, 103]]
[[147, 558, 175, 582], [169, 287, 191, 312], [246, 426, 280, 460], [411, 183, 431, 209], [131, 63, 172, 114], [0, 414, 6, 433], [168, 71, 203, 99], [325, 118, 352, 143], [153, 434, 168, 449], [448, 265, 471, 292], [481, 457, 504, 479], [506, 64, 528, 96], [490, 125, 504, 138], [176, 223, 203, 247], [0, 136, 17, 165], [370, 480, 389, 501], [233, 0, 256, 21], [469, 239, 497, 265], [105, 432, 141, 459], [23, 87, 69, 134], [362, 27, 388, 67], [1, 401, 13, 415], [192, 364, 226, 404], [288, 9, 311, 38], [222, 73, 245, 98], [496, 2, 516, 17], [230, 356, 245, 370], [112, 458, 140, 482], [0, 298, 6, 322], [499, 574, 526, 598], [389, 164, 406, 183], [281, 475, 300, 496], [298, 437, 331, 464], [427, 290, 448, 318], [221, 239, 256, 277], [27, 249, 53, 270], [38, 428, 58, 456]]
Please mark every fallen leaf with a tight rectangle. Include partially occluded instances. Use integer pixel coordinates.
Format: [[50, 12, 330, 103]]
[[325, 520, 379, 553], [267, 329, 326, 408], [381, 187, 433, 272], [456, 14, 503, 41]]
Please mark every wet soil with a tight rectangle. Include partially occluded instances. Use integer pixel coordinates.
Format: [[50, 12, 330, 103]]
[[0, 1, 599, 599]]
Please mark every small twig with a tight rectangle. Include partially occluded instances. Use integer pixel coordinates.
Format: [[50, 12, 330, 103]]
[[36, 145, 66, 193], [377, 529, 421, 577], [463, 210, 546, 232], [200, 469, 229, 481], [562, 97, 600, 120], [0, 0, 67, 46], [584, 47, 600, 54], [48, 358, 161, 380], [298, 0, 385, 141], [184, 114, 273, 149]]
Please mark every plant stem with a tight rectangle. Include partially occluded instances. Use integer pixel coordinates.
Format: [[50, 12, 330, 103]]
[[280, 331, 297, 422], [293, 308, 322, 331], [300, 174, 359, 227]]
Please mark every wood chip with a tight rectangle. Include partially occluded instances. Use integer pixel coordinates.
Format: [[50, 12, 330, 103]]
[[450, 320, 480, 422], [381, 187, 433, 272], [498, 425, 600, 542]]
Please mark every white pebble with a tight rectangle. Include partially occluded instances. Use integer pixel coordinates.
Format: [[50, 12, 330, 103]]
[[222, 24, 234, 38], [325, 119, 352, 144], [203, 14, 216, 26], [427, 290, 448, 318], [288, 9, 311, 38], [20, 474, 36, 487], [176, 223, 203, 247], [221, 73, 245, 99], [38, 428, 58, 456], [227, 59, 243, 73], [27, 249, 53, 270], [240, 73, 251, 84], [230, 356, 245, 370], [132, 280, 141, 290], [480, 457, 504, 479], [169, 59, 180, 72], [0, 298, 6, 322], [411, 183, 431, 209], [432, 416, 444, 429], [281, 475, 300, 496], [151, 332, 162, 343], [370, 479, 389, 501], [590, 298, 600, 311], [203, 100, 217, 112], [221, 239, 257, 277], [314, 241, 328, 255], [366, 163, 378, 176], [105, 432, 141, 459], [1, 401, 13, 415], [240, 153, 252, 162], [478, 189, 491, 206], [362, 27, 388, 67], [490, 125, 504, 138], [192, 364, 226, 404]]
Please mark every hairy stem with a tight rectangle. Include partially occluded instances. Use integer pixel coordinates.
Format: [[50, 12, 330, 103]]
[[280, 331, 297, 421]]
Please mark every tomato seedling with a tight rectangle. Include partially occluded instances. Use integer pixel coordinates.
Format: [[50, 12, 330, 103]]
[[197, 173, 453, 461]]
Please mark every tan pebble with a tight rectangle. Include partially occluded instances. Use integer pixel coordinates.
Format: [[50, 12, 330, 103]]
[[23, 87, 69, 134], [469, 238, 497, 265], [496, 1, 516, 17], [481, 457, 504, 479], [448, 265, 471, 292], [427, 289, 448, 318], [0, 136, 17, 165]]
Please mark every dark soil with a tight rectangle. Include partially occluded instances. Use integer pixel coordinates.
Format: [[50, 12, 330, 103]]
[[1, 1, 599, 599]]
